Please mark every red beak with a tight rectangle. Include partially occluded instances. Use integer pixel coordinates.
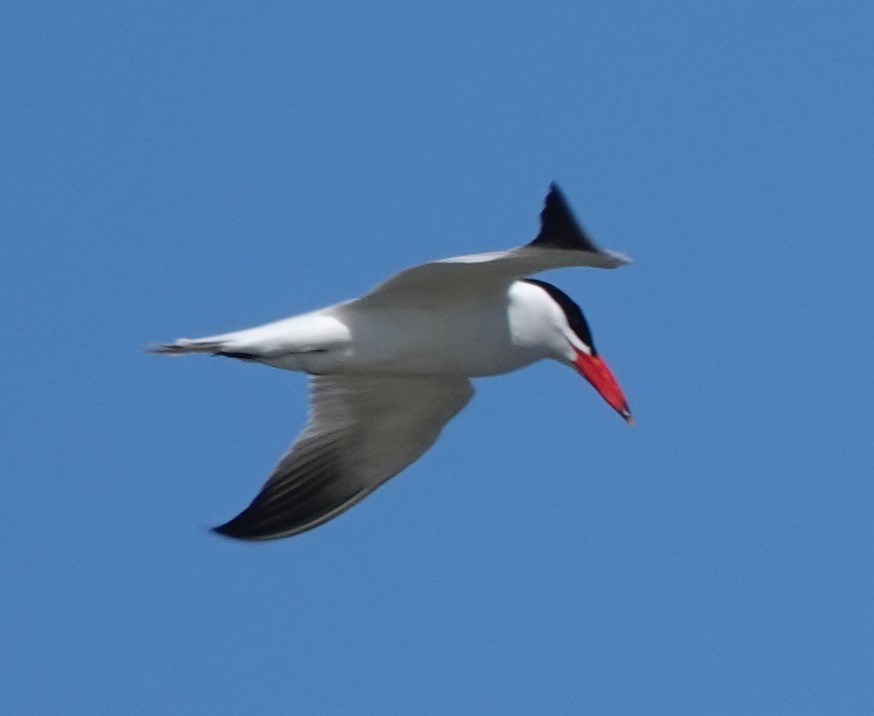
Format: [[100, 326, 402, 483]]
[[573, 352, 633, 423]]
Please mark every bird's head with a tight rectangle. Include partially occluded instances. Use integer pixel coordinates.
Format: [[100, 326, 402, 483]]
[[521, 279, 632, 423]]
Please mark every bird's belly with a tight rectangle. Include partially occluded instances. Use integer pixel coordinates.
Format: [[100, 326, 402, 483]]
[[333, 305, 546, 377], [351, 340, 540, 377]]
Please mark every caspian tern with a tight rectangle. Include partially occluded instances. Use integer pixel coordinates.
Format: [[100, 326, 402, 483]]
[[151, 184, 632, 540]]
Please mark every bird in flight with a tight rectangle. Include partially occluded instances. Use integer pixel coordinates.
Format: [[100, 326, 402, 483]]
[[151, 184, 632, 540]]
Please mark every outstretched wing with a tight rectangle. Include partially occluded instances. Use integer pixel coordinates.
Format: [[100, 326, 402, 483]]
[[213, 375, 474, 540], [360, 183, 630, 306]]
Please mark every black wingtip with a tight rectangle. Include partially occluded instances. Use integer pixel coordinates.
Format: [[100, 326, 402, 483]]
[[211, 510, 276, 541], [211, 520, 253, 541], [529, 183, 602, 253]]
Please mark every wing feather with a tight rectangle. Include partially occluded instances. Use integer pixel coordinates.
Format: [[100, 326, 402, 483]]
[[213, 375, 474, 540], [360, 184, 629, 306]]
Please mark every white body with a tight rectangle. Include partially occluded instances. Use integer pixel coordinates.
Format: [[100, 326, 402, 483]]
[[204, 281, 575, 377]]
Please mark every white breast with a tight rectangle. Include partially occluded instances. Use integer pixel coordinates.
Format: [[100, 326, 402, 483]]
[[324, 281, 565, 377]]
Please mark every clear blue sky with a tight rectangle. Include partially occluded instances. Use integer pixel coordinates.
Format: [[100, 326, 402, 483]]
[[3, 2, 873, 713]]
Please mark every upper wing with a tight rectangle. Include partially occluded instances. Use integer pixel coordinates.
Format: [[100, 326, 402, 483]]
[[213, 374, 474, 540], [360, 183, 630, 306]]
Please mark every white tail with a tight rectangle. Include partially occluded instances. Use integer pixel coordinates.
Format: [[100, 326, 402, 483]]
[[147, 338, 228, 355]]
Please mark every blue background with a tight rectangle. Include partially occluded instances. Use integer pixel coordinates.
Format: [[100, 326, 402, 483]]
[[3, 2, 873, 713]]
